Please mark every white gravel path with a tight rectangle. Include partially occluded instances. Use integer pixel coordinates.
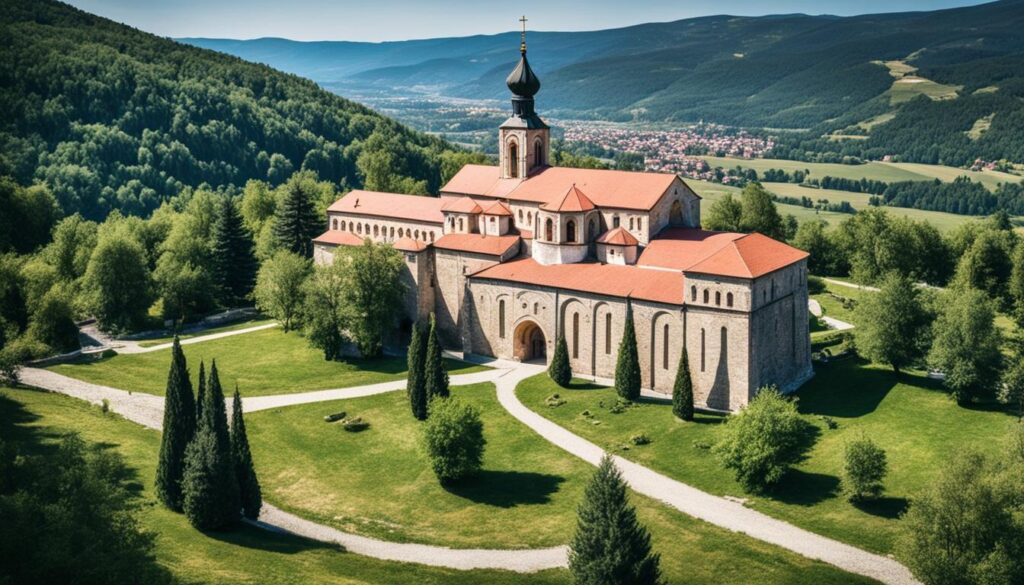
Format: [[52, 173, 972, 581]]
[[493, 364, 921, 585], [821, 315, 855, 331], [822, 278, 881, 292], [808, 298, 823, 317], [111, 322, 281, 354], [16, 365, 565, 573]]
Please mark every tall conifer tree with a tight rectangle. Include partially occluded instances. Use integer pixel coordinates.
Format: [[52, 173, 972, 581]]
[[230, 386, 262, 520], [211, 197, 258, 305], [569, 455, 662, 585], [407, 321, 429, 420], [672, 347, 695, 421], [155, 337, 196, 511], [182, 360, 241, 530], [272, 179, 322, 258], [549, 334, 572, 387], [615, 306, 641, 400], [195, 360, 206, 424], [424, 314, 449, 400]]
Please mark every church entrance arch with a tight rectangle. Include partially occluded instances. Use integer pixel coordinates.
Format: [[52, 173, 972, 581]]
[[513, 320, 547, 363]]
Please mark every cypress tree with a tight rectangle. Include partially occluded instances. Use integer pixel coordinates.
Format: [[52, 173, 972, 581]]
[[424, 314, 449, 400], [155, 337, 196, 511], [569, 454, 662, 585], [407, 320, 429, 420], [615, 306, 641, 401], [672, 347, 695, 421], [272, 178, 322, 258], [211, 197, 258, 306], [230, 386, 262, 520], [549, 334, 572, 387], [195, 360, 206, 424], [182, 360, 241, 530]]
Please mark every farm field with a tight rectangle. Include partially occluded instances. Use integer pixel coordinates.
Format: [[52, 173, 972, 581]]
[[517, 360, 1021, 556], [48, 327, 487, 396], [698, 155, 1021, 190], [689, 180, 856, 227], [1, 385, 872, 585]]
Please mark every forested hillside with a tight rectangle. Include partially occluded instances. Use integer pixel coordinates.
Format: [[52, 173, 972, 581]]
[[188, 1, 1024, 166], [0, 0, 454, 220]]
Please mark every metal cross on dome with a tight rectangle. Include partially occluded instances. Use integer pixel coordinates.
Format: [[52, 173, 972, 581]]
[[519, 15, 528, 53]]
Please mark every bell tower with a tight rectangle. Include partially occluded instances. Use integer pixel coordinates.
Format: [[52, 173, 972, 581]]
[[499, 16, 549, 180]]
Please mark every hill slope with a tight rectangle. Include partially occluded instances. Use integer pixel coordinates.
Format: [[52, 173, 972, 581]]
[[185, 1, 1024, 165], [0, 0, 451, 220]]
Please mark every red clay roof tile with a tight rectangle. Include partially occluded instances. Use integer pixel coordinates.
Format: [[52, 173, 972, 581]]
[[328, 190, 443, 224], [441, 196, 484, 214], [482, 200, 513, 216], [433, 234, 520, 257], [596, 226, 639, 246], [638, 228, 807, 278], [540, 184, 596, 212], [313, 230, 365, 246]]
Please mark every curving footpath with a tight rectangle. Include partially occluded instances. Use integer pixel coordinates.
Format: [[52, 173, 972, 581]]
[[17, 366, 568, 573], [492, 364, 920, 585]]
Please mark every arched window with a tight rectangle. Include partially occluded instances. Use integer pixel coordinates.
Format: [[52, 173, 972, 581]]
[[605, 313, 612, 354], [340, 220, 347, 231], [566, 220, 577, 243], [637, 217, 644, 232], [663, 323, 669, 369], [588, 219, 596, 241], [458, 218, 464, 231], [534, 139, 544, 167], [670, 200, 683, 224], [414, 229, 420, 240], [429, 232, 435, 243], [629, 217, 634, 230], [572, 313, 579, 358], [545, 218, 554, 241], [398, 227, 404, 237], [373, 225, 379, 237], [727, 292, 734, 307], [364, 223, 370, 234], [715, 291, 721, 306], [527, 211, 532, 224], [390, 227, 395, 239], [518, 209, 523, 223], [703, 289, 709, 303], [332, 218, 338, 230], [700, 328, 706, 372], [499, 300, 506, 338], [509, 141, 519, 178], [356, 223, 362, 234], [691, 286, 697, 301], [613, 215, 620, 228]]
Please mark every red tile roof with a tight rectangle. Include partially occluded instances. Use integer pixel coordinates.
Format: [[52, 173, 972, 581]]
[[596, 226, 639, 246], [328, 190, 444, 224], [540, 184, 596, 212], [433, 234, 520, 257], [393, 237, 428, 252], [482, 200, 513, 216], [442, 164, 678, 211], [638, 228, 808, 278], [471, 258, 684, 305], [313, 230, 365, 246], [441, 196, 483, 214]]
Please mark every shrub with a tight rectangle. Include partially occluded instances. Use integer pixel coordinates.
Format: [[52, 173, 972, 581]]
[[548, 334, 572, 387], [807, 275, 826, 295], [545, 393, 566, 407], [341, 417, 369, 432], [713, 387, 815, 492], [630, 434, 651, 446], [100, 399, 110, 414], [323, 411, 347, 423], [843, 436, 887, 501], [420, 397, 485, 483]]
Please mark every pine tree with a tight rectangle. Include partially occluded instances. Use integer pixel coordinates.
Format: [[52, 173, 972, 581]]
[[230, 386, 262, 520], [211, 197, 258, 306], [195, 360, 206, 424], [549, 334, 572, 387], [272, 178, 322, 258], [407, 321, 429, 420], [155, 337, 196, 511], [182, 359, 241, 530], [424, 314, 449, 400], [615, 307, 641, 401], [569, 454, 662, 585], [672, 347, 694, 421]]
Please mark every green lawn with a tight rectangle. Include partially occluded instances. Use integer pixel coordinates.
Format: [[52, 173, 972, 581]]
[[136, 317, 276, 348], [49, 327, 486, 396], [811, 281, 867, 326], [517, 361, 1021, 556], [690, 180, 856, 227], [1, 386, 873, 585]]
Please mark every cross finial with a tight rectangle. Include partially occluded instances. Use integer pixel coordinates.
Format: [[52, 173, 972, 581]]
[[519, 15, 528, 54]]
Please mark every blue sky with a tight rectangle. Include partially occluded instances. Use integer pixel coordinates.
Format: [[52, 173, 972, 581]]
[[67, 0, 990, 42]]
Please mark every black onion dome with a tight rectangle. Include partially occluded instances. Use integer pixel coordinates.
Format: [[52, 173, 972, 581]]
[[506, 53, 540, 97]]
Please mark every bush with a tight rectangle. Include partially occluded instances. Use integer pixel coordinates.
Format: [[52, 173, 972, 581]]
[[807, 275, 826, 295], [421, 397, 485, 483], [323, 411, 347, 423], [843, 435, 887, 501], [713, 387, 815, 492], [545, 393, 566, 407], [341, 417, 369, 432], [630, 434, 651, 446]]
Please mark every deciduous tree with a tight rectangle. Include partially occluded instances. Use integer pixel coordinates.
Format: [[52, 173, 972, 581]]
[[843, 435, 888, 501], [703, 193, 743, 232], [303, 258, 348, 360], [336, 241, 407, 358], [82, 231, 153, 333], [855, 273, 934, 373], [253, 250, 309, 331], [421, 396, 485, 483], [739, 182, 785, 240], [928, 288, 1003, 404]]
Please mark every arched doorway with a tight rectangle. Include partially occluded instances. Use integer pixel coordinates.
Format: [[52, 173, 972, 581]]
[[670, 200, 684, 224], [513, 320, 547, 363]]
